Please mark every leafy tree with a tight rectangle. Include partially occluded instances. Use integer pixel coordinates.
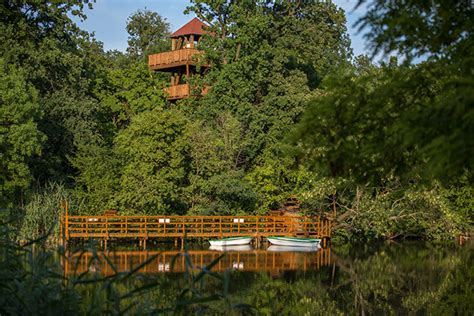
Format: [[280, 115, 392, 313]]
[[356, 0, 473, 62], [95, 58, 167, 130], [71, 142, 122, 212], [188, 170, 257, 215], [290, 2, 473, 239], [246, 144, 317, 213], [293, 59, 414, 183], [185, 115, 253, 213], [126, 9, 170, 59], [357, 0, 474, 183], [0, 0, 112, 185], [183, 1, 352, 212], [34, 87, 109, 183], [295, 2, 474, 185], [114, 108, 190, 214], [71, 58, 169, 212], [0, 61, 44, 207]]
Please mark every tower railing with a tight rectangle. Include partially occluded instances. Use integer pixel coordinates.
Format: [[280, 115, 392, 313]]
[[148, 48, 204, 70]]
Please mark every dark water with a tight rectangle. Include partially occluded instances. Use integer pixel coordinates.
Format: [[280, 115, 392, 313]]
[[64, 241, 473, 315]]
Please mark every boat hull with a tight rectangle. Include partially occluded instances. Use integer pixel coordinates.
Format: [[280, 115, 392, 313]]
[[266, 236, 321, 247], [209, 237, 253, 246], [209, 245, 253, 252]]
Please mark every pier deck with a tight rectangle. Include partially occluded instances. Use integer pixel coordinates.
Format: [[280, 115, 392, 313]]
[[62, 215, 332, 245]]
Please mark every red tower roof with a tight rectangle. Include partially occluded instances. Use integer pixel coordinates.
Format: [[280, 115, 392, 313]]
[[171, 17, 207, 38]]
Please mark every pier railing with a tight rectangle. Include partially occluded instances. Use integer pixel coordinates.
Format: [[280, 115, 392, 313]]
[[63, 215, 332, 241]]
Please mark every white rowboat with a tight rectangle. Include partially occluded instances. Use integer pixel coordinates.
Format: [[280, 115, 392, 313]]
[[266, 236, 321, 247], [208, 236, 253, 247], [209, 245, 253, 252]]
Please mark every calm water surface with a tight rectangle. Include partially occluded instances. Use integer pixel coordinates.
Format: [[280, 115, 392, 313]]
[[63, 241, 473, 315]]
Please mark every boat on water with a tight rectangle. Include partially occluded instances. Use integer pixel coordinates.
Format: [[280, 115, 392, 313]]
[[267, 245, 319, 252], [266, 236, 321, 247], [209, 244, 253, 252], [208, 236, 253, 247]]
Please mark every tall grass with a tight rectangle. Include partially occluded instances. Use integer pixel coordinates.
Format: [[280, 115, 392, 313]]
[[1, 215, 250, 315], [17, 183, 73, 246]]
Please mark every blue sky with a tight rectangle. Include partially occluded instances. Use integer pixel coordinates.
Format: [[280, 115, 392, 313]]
[[75, 0, 369, 57]]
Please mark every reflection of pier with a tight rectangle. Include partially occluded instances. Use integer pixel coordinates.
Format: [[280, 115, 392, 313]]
[[63, 248, 332, 276]]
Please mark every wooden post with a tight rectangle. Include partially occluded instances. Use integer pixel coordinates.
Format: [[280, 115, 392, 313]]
[[144, 216, 147, 239], [219, 217, 222, 238], [59, 200, 63, 246], [171, 38, 176, 51], [326, 219, 329, 238], [190, 34, 194, 48], [318, 217, 321, 238], [304, 217, 308, 237], [330, 218, 333, 238], [256, 216, 259, 238], [322, 217, 326, 238], [186, 63, 190, 82], [65, 201, 69, 245]]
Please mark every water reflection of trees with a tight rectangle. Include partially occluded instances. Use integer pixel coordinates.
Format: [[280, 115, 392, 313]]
[[329, 243, 473, 315], [64, 242, 473, 314], [193, 243, 473, 315]]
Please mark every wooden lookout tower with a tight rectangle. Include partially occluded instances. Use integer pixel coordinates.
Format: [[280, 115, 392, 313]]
[[148, 18, 209, 100]]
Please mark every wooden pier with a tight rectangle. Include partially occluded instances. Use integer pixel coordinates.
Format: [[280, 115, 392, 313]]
[[61, 214, 332, 248]]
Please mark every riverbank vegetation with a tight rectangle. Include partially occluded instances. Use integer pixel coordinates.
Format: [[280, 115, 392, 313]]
[[1, 0, 472, 242]]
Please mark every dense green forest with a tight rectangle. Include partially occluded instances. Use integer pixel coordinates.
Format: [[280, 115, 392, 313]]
[[0, 0, 472, 241]]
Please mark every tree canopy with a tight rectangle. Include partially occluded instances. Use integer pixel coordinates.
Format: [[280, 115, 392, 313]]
[[1, 0, 471, 240], [295, 0, 474, 186], [126, 9, 170, 58]]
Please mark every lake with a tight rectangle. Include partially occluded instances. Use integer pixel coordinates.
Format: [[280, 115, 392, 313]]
[[63, 240, 473, 315]]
